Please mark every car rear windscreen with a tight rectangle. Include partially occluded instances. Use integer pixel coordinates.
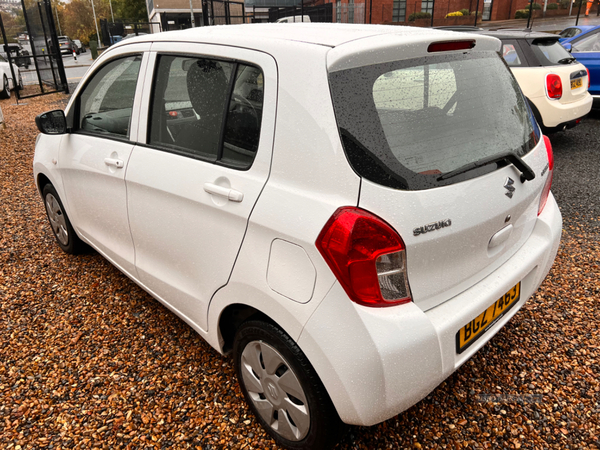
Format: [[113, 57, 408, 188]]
[[329, 51, 539, 190], [530, 38, 573, 65]]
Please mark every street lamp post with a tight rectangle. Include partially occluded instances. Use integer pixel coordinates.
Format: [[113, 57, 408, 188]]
[[109, 0, 115, 22], [90, 0, 101, 44], [189, 0, 196, 27]]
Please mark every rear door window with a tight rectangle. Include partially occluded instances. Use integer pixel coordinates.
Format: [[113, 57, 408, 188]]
[[572, 31, 600, 52], [148, 55, 264, 169], [329, 52, 538, 190]]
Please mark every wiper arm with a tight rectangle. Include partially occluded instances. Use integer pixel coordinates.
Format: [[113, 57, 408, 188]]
[[437, 152, 536, 183], [558, 57, 576, 64]]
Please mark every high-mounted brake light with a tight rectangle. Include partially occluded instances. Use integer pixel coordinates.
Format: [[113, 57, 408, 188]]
[[316, 207, 412, 307], [546, 73, 562, 99], [427, 40, 475, 53], [538, 135, 554, 215]]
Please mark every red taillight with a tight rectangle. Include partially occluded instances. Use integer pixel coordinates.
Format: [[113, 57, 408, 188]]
[[316, 207, 412, 307], [586, 67, 591, 88], [538, 135, 554, 215], [427, 40, 475, 53], [546, 73, 562, 99]]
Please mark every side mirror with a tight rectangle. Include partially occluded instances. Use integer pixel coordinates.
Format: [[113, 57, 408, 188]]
[[35, 110, 67, 134], [563, 43, 572, 53]]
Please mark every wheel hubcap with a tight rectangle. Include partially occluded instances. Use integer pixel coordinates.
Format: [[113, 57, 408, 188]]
[[45, 194, 69, 246], [240, 341, 310, 441]]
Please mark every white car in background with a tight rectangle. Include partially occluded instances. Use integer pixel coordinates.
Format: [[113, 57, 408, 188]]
[[33, 24, 562, 450], [0, 53, 22, 99], [480, 30, 592, 133]]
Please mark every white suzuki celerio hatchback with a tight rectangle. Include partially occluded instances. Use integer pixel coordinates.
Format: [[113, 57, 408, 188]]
[[33, 24, 562, 450]]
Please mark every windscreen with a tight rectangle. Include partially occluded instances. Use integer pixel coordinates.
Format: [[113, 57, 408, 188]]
[[329, 51, 539, 190]]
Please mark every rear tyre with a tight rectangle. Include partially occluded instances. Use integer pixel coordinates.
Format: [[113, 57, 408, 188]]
[[234, 320, 345, 450], [42, 184, 86, 254], [0, 75, 11, 99]]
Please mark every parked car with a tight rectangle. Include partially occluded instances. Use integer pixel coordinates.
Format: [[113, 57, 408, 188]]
[[560, 25, 600, 103], [558, 25, 595, 42], [121, 32, 147, 41], [275, 15, 311, 22], [33, 24, 562, 450], [477, 30, 592, 133], [58, 36, 76, 55], [0, 53, 22, 99], [72, 39, 86, 53], [0, 43, 31, 68]]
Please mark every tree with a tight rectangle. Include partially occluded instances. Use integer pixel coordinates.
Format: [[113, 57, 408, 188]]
[[112, 0, 148, 22]]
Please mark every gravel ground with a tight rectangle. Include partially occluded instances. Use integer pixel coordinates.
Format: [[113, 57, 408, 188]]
[[1, 94, 598, 450]]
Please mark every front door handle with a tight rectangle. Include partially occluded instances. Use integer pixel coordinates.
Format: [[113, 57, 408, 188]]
[[104, 158, 124, 168], [204, 183, 244, 202]]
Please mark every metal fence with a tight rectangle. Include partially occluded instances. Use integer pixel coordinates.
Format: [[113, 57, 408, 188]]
[[209, 0, 246, 25], [0, 0, 67, 100]]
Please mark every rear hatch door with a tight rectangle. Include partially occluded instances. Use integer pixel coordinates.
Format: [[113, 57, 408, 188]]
[[328, 33, 551, 311]]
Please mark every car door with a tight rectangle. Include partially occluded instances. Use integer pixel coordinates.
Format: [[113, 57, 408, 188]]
[[58, 43, 150, 276], [570, 30, 600, 95], [126, 43, 277, 331]]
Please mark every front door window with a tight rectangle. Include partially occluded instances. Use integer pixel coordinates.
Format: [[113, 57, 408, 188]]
[[78, 55, 142, 139]]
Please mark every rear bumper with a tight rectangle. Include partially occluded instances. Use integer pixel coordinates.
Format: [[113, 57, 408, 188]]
[[298, 193, 562, 426], [532, 93, 592, 128]]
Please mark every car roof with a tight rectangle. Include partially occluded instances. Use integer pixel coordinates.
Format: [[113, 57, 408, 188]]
[[562, 25, 595, 32], [477, 29, 560, 40], [113, 23, 481, 49]]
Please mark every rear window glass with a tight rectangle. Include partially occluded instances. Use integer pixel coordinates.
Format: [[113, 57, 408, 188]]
[[329, 52, 539, 191], [530, 39, 573, 65]]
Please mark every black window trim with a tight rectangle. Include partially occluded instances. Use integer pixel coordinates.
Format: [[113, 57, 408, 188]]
[[144, 52, 264, 171]]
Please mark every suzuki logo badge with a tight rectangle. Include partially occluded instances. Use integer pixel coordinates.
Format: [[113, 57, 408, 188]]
[[267, 382, 278, 400], [504, 177, 515, 199]]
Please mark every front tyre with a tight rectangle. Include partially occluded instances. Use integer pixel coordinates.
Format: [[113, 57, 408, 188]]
[[42, 184, 86, 254], [234, 320, 344, 450]]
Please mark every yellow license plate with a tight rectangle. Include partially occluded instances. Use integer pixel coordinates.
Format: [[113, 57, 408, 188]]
[[571, 78, 583, 90], [456, 282, 521, 354]]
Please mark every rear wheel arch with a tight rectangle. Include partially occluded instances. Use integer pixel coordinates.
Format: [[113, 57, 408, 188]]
[[526, 97, 544, 128], [218, 303, 273, 354]]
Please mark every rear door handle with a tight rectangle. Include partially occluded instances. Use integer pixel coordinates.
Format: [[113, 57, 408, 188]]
[[104, 158, 124, 168], [203, 183, 244, 202]]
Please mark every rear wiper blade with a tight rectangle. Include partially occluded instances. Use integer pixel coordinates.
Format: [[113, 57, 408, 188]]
[[437, 152, 536, 182], [558, 57, 576, 64]]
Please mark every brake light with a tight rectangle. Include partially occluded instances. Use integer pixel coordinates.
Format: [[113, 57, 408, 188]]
[[546, 73, 562, 99], [586, 67, 591, 88], [538, 135, 554, 215], [316, 207, 412, 307], [428, 40, 475, 53]]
